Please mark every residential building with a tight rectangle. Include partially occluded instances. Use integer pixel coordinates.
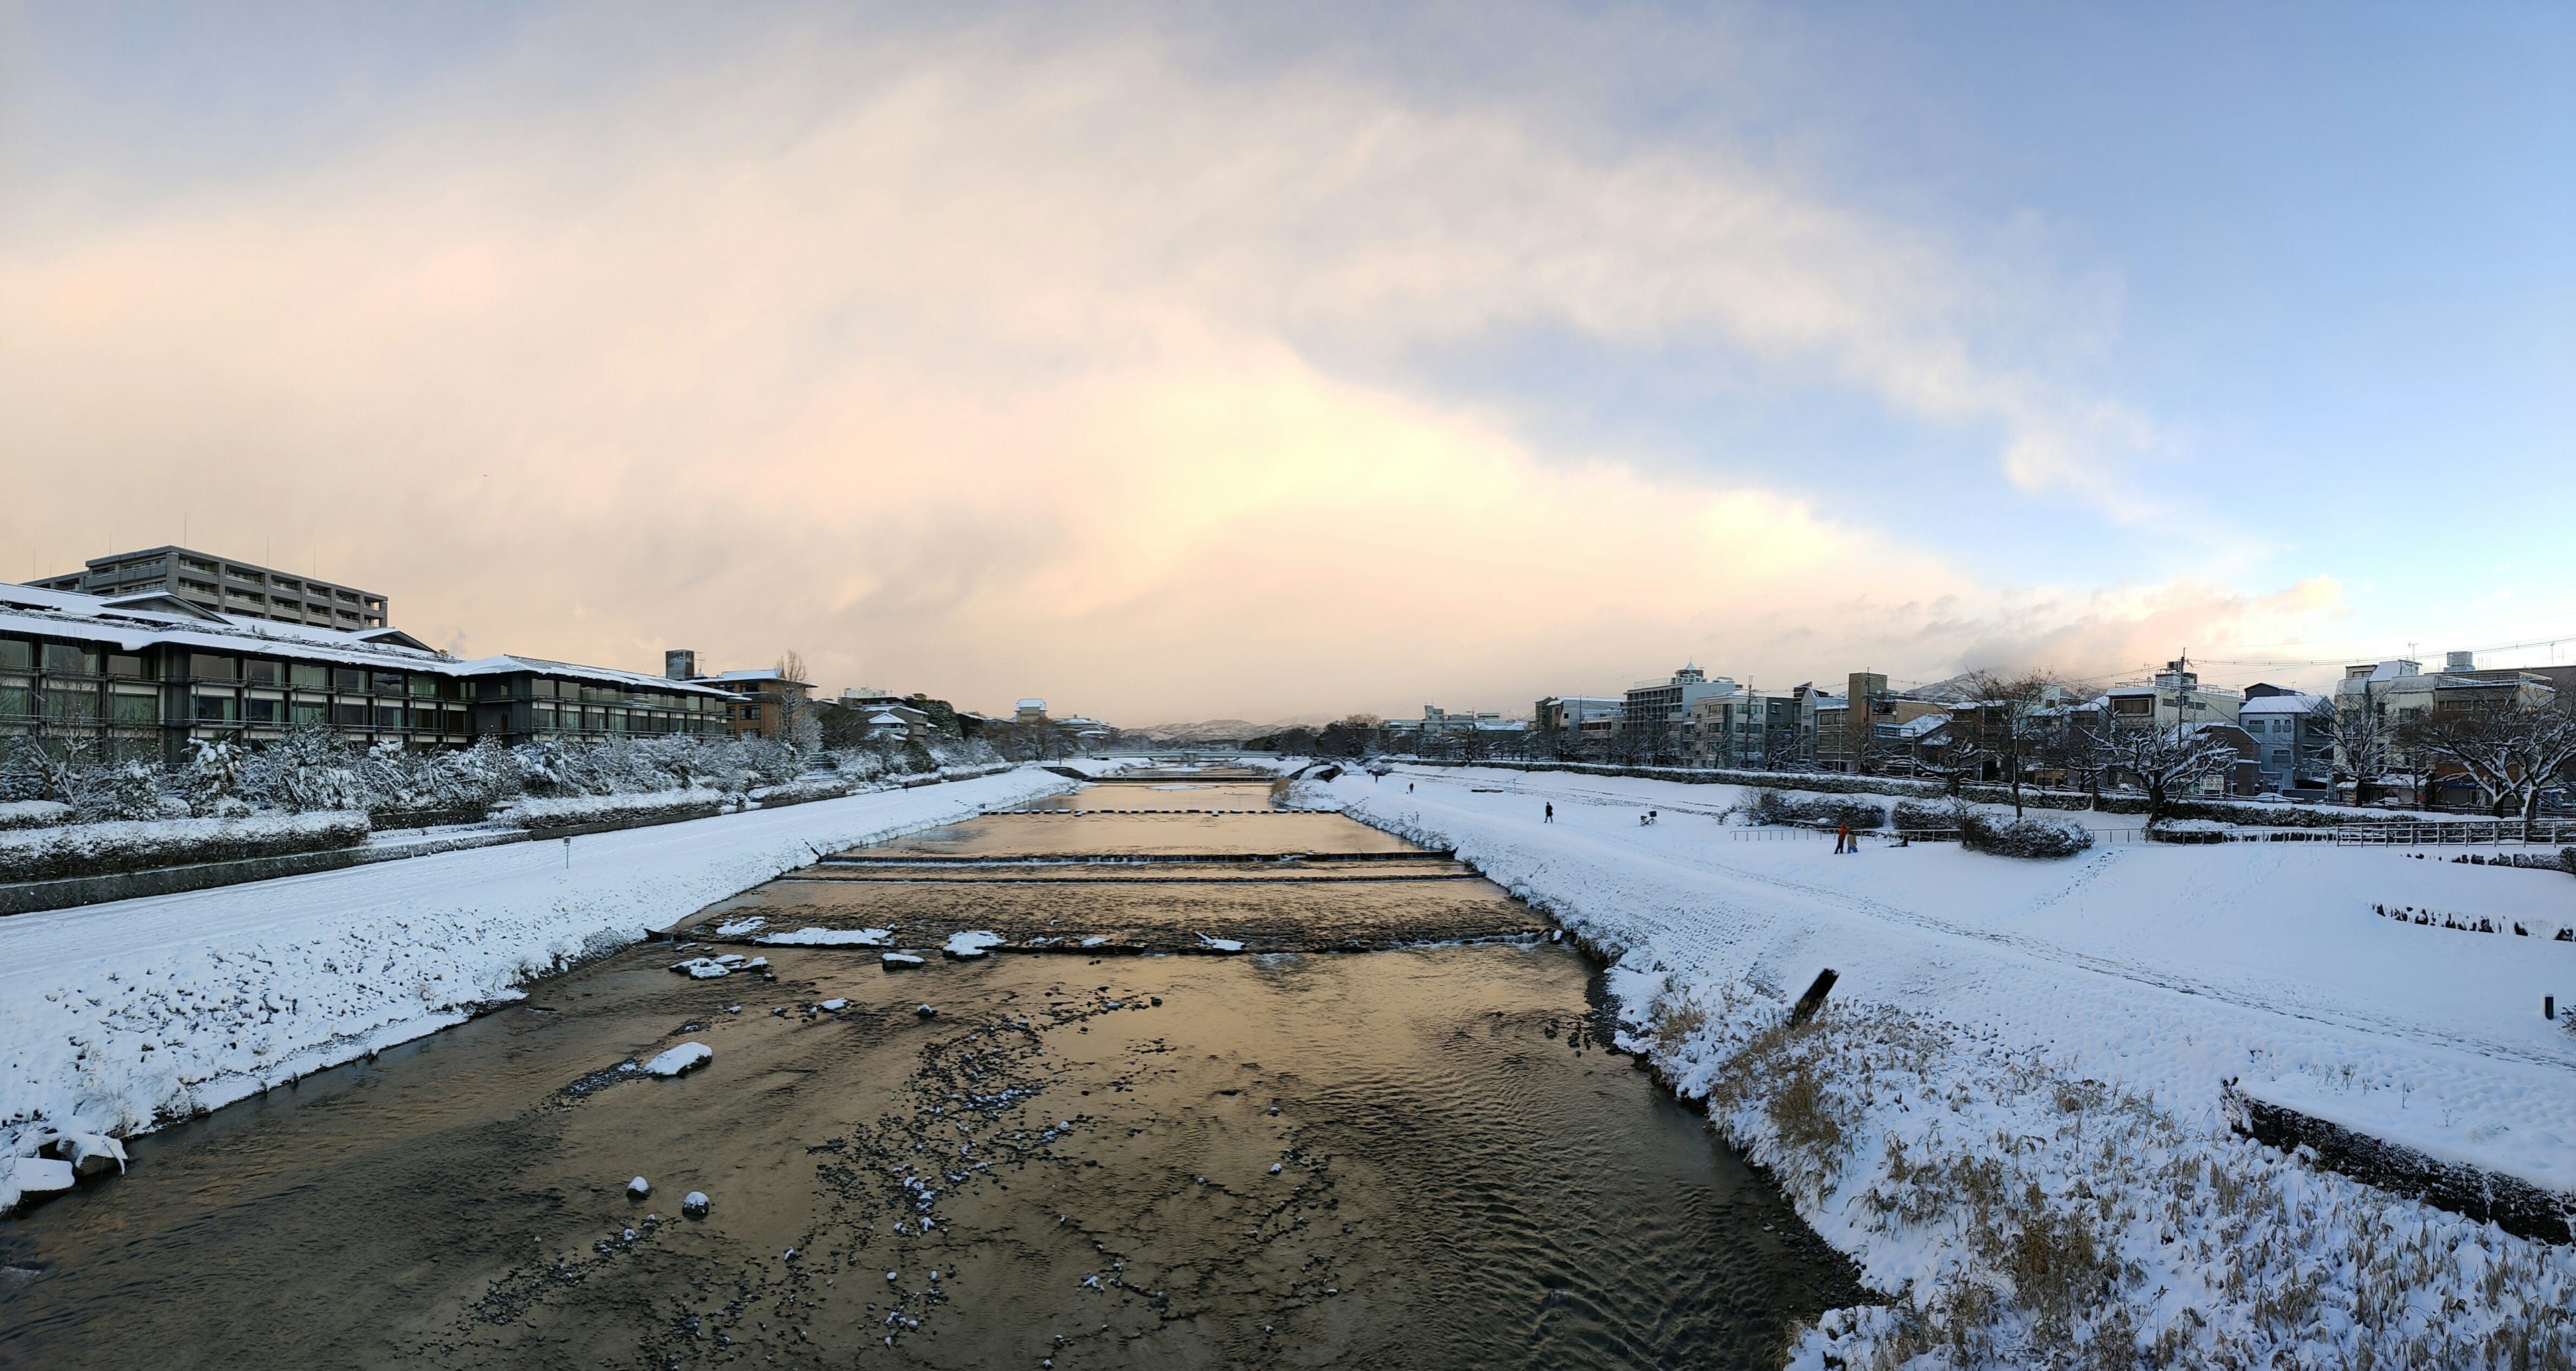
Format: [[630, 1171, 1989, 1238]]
[[1688, 691, 1804, 769], [2102, 658, 2243, 729], [2334, 656, 2560, 806], [25, 546, 388, 630], [690, 667, 814, 742], [1621, 665, 1738, 762], [2236, 692, 2335, 794], [1532, 695, 1623, 753], [0, 583, 731, 764]]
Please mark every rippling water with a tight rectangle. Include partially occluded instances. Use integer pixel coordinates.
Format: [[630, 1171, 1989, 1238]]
[[0, 784, 1862, 1369]]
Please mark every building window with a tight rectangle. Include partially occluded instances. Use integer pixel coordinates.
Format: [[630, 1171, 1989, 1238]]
[[192, 694, 235, 723], [374, 703, 404, 729], [290, 662, 327, 690], [109, 653, 151, 680], [111, 693, 160, 723], [0, 640, 28, 671], [46, 644, 102, 676], [372, 672, 405, 696], [333, 668, 366, 693], [0, 679, 31, 719], [241, 659, 278, 686], [292, 701, 328, 726], [332, 701, 368, 727], [443, 709, 467, 733]]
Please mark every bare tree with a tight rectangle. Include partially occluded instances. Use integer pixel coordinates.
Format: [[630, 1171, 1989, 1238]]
[[1955, 670, 2069, 816], [2330, 692, 2396, 806], [2398, 705, 2576, 835], [2105, 725, 2243, 823]]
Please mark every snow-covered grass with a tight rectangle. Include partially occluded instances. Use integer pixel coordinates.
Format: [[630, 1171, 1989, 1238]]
[[0, 766, 1071, 1214], [1313, 764, 2576, 1366], [0, 811, 370, 883]]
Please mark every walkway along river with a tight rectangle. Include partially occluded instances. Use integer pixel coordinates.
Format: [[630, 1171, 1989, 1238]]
[[0, 768, 1863, 1368]]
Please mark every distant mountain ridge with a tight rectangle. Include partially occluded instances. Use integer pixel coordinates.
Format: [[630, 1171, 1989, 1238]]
[[1126, 715, 1338, 744]]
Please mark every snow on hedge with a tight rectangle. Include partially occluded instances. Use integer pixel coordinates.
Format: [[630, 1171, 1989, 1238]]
[[1957, 810, 2093, 858], [0, 765, 1070, 1199], [508, 789, 730, 829], [1327, 764, 2576, 1364], [0, 801, 72, 832], [0, 811, 370, 884]]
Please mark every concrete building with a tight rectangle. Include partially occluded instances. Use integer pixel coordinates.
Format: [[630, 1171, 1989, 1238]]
[[1689, 691, 1805, 769], [0, 583, 730, 763], [1532, 695, 1623, 752], [2236, 692, 2335, 794], [2102, 658, 2243, 730], [1621, 665, 1738, 761], [25, 546, 388, 630]]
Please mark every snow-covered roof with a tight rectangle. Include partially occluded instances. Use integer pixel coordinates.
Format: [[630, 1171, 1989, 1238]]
[[2239, 693, 2328, 714], [696, 668, 810, 687], [866, 711, 907, 725], [0, 585, 731, 698]]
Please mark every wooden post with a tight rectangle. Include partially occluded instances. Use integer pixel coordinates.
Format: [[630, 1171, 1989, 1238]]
[[1790, 968, 1839, 1026]]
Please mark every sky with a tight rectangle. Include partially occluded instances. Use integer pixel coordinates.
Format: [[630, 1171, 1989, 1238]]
[[2, 1, 2569, 725]]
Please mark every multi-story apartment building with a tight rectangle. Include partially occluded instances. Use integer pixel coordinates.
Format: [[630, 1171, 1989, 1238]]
[[1688, 691, 1804, 769], [25, 546, 388, 631], [2235, 692, 2335, 793], [2102, 658, 2243, 730], [1, 582, 732, 764], [1621, 665, 1738, 762]]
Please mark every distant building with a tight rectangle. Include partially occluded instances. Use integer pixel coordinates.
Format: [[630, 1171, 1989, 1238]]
[[1016, 698, 1049, 725], [25, 545, 387, 630], [1621, 665, 1738, 761], [2102, 658, 2243, 730], [691, 667, 814, 742], [2235, 693, 2335, 793], [1533, 695, 1623, 751], [1689, 691, 1804, 769]]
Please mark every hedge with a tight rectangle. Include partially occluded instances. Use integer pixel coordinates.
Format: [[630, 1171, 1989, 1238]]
[[0, 801, 72, 832], [1960, 811, 2094, 859], [510, 789, 730, 831], [0, 811, 371, 883]]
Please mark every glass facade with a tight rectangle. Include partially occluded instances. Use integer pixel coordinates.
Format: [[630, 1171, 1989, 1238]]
[[0, 627, 731, 764]]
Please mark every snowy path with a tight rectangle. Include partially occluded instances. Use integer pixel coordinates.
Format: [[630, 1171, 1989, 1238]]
[[0, 767, 1072, 1170], [1330, 765, 2576, 1191]]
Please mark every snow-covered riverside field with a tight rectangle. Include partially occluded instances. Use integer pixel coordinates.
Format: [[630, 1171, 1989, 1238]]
[[1309, 764, 2576, 1366], [0, 764, 1077, 1208]]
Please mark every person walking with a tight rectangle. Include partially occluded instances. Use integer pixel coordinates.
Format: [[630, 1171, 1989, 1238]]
[[1544, 802, 1554, 823], [1835, 822, 1851, 854]]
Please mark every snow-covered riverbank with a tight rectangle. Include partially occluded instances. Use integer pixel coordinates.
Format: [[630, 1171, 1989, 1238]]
[[1309, 764, 2576, 1366], [0, 765, 1074, 1212]]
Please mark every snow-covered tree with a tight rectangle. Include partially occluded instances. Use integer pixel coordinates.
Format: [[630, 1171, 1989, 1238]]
[[2399, 705, 2576, 834], [184, 736, 248, 817], [2104, 724, 2243, 823], [243, 724, 370, 813], [2331, 693, 2396, 805]]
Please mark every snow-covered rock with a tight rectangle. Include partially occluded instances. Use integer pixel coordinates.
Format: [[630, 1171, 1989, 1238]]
[[943, 930, 1004, 959], [758, 927, 890, 946], [1193, 932, 1245, 953], [669, 958, 732, 979], [627, 1175, 651, 1199], [881, 952, 925, 969], [45, 1132, 127, 1178], [818, 999, 848, 1012], [682, 1190, 709, 1218], [0, 1156, 76, 1216], [713, 917, 766, 936], [643, 1042, 713, 1078]]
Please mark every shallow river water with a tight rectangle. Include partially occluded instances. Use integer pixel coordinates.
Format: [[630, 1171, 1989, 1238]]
[[0, 773, 1862, 1369]]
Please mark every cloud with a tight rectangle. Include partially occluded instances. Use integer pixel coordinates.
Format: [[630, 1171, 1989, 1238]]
[[0, 13, 2203, 719]]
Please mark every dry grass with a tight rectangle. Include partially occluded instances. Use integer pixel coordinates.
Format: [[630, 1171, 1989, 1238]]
[[1640, 986, 2576, 1370]]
